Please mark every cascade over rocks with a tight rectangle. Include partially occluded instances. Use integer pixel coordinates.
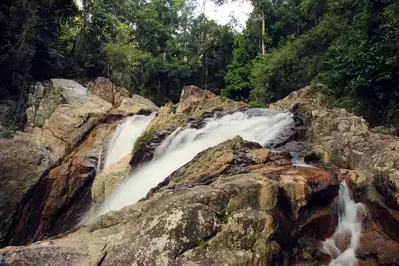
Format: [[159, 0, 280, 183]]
[[93, 86, 251, 210], [130, 85, 248, 167], [270, 87, 399, 265], [6, 117, 123, 246], [1, 83, 399, 265], [0, 137, 340, 266], [0, 78, 158, 247]]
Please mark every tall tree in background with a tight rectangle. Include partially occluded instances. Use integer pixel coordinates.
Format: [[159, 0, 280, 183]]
[[0, 0, 77, 96], [1, 0, 397, 132], [0, 0, 76, 131], [63, 0, 235, 104]]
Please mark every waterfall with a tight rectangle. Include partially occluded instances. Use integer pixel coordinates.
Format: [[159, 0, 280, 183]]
[[103, 113, 155, 169], [94, 109, 294, 218], [322, 181, 367, 266], [96, 145, 103, 174]]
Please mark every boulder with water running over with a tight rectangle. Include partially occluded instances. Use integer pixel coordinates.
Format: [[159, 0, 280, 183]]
[[130, 85, 248, 167], [271, 87, 399, 265], [0, 137, 340, 265]]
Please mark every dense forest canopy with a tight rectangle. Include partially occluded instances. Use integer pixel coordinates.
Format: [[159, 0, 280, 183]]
[[0, 0, 398, 131]]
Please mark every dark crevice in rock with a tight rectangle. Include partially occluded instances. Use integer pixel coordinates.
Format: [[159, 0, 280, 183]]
[[1, 167, 51, 247], [373, 173, 399, 212], [1, 117, 121, 247], [296, 201, 338, 241], [97, 252, 108, 266], [44, 169, 95, 239], [130, 129, 173, 167], [356, 251, 379, 262], [290, 237, 331, 265], [272, 186, 338, 264], [267, 105, 308, 156], [271, 207, 296, 251]]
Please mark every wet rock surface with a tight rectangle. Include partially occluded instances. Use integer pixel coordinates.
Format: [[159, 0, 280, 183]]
[[3, 115, 123, 246], [91, 154, 132, 210]]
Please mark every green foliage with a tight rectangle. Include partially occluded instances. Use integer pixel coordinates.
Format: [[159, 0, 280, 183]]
[[232, 0, 399, 128], [198, 239, 211, 249], [102, 41, 150, 94], [69, 0, 235, 104], [0, 0, 77, 132], [1, 0, 398, 133], [370, 125, 397, 136], [223, 33, 257, 100], [132, 129, 155, 156]]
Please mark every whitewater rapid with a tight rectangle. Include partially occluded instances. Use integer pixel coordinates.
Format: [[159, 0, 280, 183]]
[[322, 181, 367, 266], [103, 113, 155, 169], [93, 109, 294, 219]]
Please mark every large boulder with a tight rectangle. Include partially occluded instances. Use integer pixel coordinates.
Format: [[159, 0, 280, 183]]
[[87, 77, 131, 108], [271, 87, 399, 265], [0, 137, 340, 266], [36, 79, 113, 162], [2, 115, 124, 246], [117, 94, 159, 114]]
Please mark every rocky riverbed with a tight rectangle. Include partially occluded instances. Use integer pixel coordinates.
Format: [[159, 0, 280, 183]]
[[0, 80, 398, 265]]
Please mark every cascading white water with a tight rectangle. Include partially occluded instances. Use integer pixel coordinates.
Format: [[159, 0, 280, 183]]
[[94, 109, 294, 218], [103, 113, 155, 169], [322, 181, 367, 266]]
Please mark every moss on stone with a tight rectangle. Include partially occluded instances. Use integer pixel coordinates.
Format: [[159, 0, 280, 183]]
[[54, 85, 64, 104], [198, 239, 211, 249]]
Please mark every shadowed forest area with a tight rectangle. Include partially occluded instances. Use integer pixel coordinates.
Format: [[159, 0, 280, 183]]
[[0, 0, 398, 133]]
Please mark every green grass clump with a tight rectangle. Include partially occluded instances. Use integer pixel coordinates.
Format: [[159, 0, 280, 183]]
[[132, 128, 154, 155]]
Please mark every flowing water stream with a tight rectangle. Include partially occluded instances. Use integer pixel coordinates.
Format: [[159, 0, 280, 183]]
[[103, 113, 155, 169], [322, 181, 367, 266], [94, 109, 294, 218], [89, 109, 367, 265]]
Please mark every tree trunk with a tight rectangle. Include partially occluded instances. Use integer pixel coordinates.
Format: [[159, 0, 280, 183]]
[[205, 54, 208, 90], [261, 8, 265, 56]]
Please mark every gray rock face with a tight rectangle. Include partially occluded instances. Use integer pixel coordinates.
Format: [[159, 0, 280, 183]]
[[25, 81, 60, 131], [117, 94, 159, 114]]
